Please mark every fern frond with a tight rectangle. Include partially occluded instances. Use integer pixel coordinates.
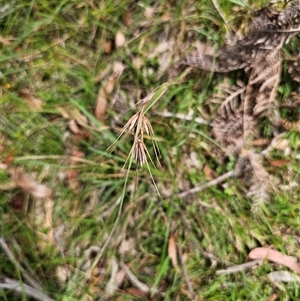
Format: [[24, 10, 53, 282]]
[[277, 0, 300, 27], [181, 51, 249, 73], [211, 80, 246, 114], [235, 150, 271, 211], [288, 53, 300, 82]]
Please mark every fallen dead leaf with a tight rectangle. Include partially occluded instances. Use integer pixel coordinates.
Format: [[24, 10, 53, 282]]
[[267, 293, 280, 301], [132, 56, 144, 69], [94, 90, 107, 122], [70, 151, 85, 163], [118, 238, 136, 256], [203, 164, 217, 180], [19, 89, 43, 110], [123, 287, 149, 299], [123, 10, 133, 26], [57, 106, 70, 119], [102, 39, 112, 54], [105, 257, 119, 296], [144, 6, 154, 20], [148, 41, 170, 58], [0, 35, 14, 46], [113, 61, 125, 77], [20, 178, 52, 198], [65, 151, 85, 192], [115, 30, 126, 48], [161, 11, 171, 22], [268, 160, 290, 167], [271, 138, 290, 152], [249, 138, 270, 146], [168, 233, 178, 268], [94, 61, 125, 122], [68, 120, 81, 134], [56, 266, 70, 285], [104, 76, 116, 95], [248, 247, 300, 273], [117, 268, 126, 288], [3, 152, 14, 166], [267, 271, 300, 283], [58, 106, 90, 138], [0, 163, 8, 170], [10, 168, 53, 198]]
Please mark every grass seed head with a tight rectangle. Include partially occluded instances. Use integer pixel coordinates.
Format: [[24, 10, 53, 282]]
[[134, 139, 147, 166]]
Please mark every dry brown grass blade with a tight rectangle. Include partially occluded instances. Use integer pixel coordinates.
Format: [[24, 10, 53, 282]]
[[235, 149, 271, 211]]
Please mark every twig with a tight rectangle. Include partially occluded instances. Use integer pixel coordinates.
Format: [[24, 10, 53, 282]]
[[178, 170, 234, 198], [216, 259, 263, 275], [0, 277, 54, 301]]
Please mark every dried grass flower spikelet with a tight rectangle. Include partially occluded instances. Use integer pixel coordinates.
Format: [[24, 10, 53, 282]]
[[119, 108, 161, 194], [134, 139, 147, 166], [110, 92, 162, 167], [127, 112, 155, 167], [108, 84, 171, 194]]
